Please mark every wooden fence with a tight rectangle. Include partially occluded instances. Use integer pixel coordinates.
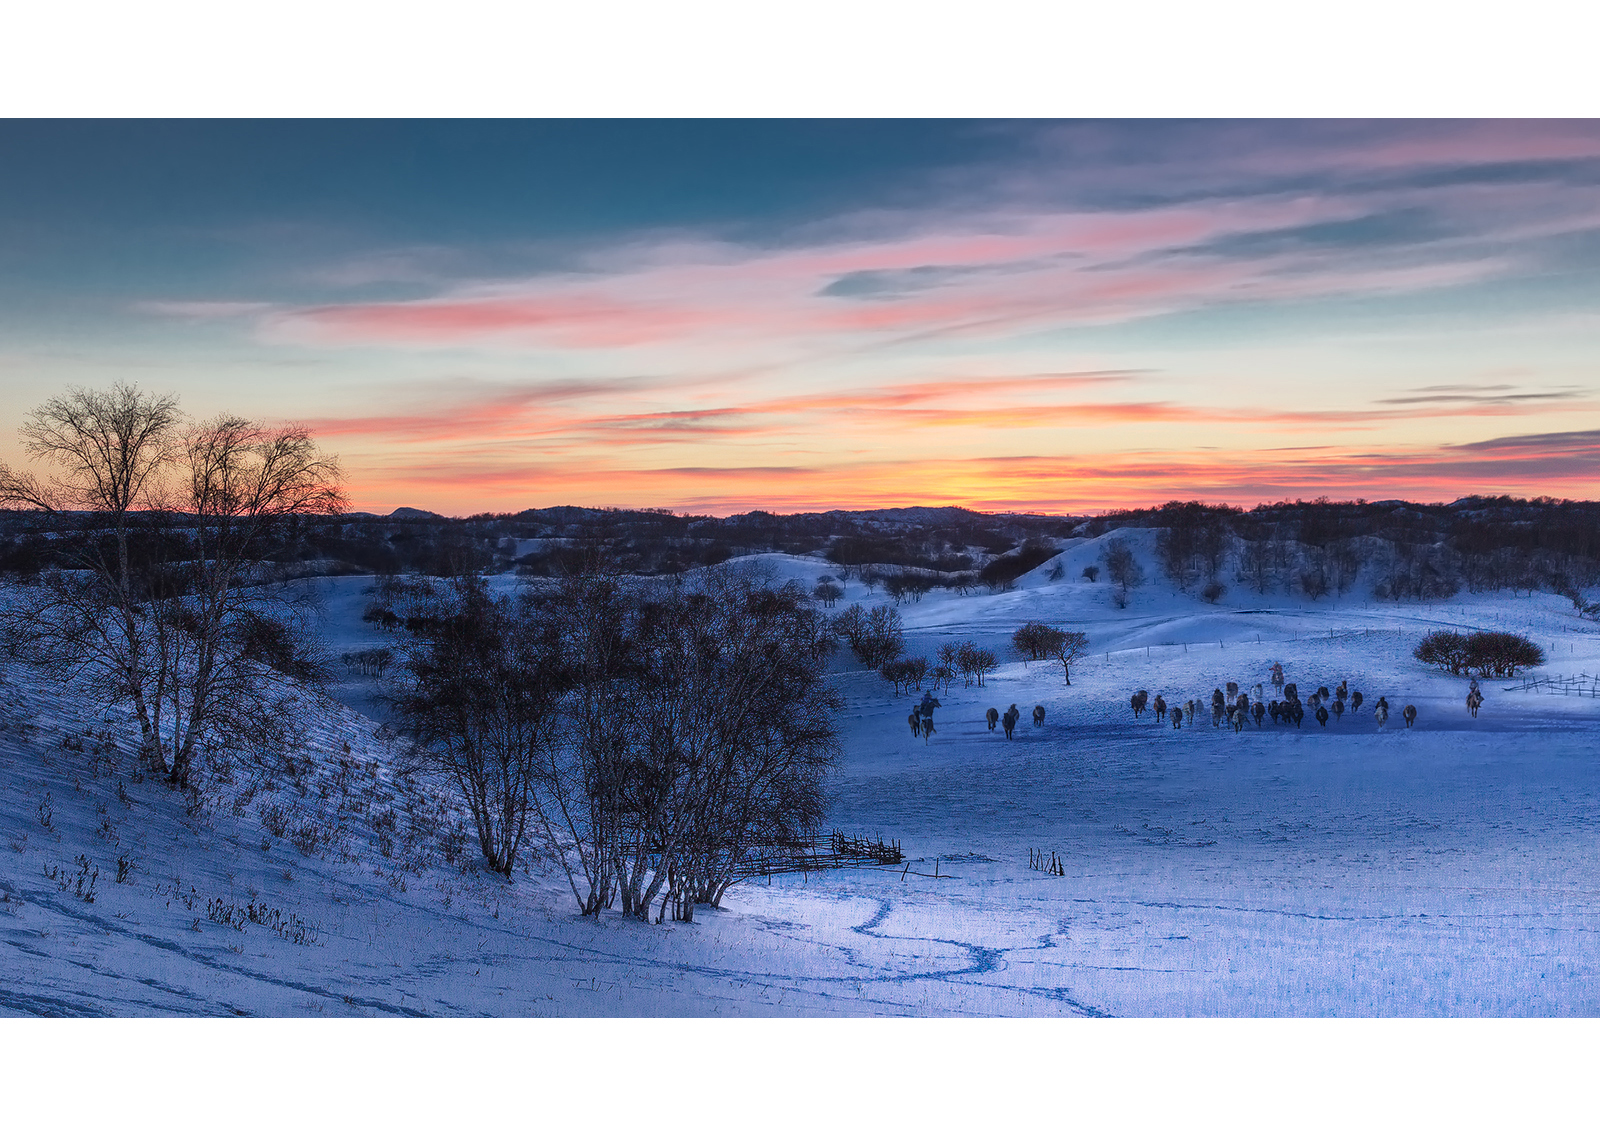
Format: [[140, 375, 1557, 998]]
[[738, 831, 903, 879], [1510, 672, 1600, 697]]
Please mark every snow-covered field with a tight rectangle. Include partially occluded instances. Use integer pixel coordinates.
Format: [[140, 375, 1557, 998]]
[[5, 538, 1600, 1016]]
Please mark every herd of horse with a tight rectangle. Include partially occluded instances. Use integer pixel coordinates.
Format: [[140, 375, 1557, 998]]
[[903, 661, 1486, 743], [906, 693, 1044, 743], [1129, 664, 1486, 733]]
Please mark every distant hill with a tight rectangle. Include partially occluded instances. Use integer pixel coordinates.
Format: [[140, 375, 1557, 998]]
[[1, 497, 1597, 600]]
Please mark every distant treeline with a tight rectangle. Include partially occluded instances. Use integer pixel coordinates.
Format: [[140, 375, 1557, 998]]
[[0, 504, 1073, 584], [1, 495, 1597, 600], [1100, 499, 1600, 604], [1089, 497, 1600, 601]]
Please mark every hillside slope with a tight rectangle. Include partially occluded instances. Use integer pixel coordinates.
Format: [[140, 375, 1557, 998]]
[[5, 571, 1600, 1016]]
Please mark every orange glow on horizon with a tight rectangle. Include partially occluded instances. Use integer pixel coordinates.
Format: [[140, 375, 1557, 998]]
[[342, 429, 1600, 518]]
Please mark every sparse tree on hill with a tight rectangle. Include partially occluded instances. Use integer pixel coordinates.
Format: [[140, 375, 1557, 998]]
[[879, 657, 912, 695], [1101, 537, 1144, 608], [1012, 620, 1067, 663], [903, 571, 936, 603], [1239, 540, 1274, 595], [1299, 569, 1337, 604], [492, 568, 839, 919], [1415, 628, 1545, 679], [879, 655, 929, 694], [813, 581, 844, 608], [955, 639, 997, 687], [903, 654, 928, 690], [1050, 630, 1091, 684], [833, 602, 904, 670]]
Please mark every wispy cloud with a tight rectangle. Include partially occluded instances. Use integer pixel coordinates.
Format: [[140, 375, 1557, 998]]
[[1374, 384, 1588, 406], [117, 121, 1600, 514], [135, 301, 277, 319]]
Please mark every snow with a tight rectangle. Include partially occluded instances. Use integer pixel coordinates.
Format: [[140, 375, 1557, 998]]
[[4, 555, 1600, 1016]]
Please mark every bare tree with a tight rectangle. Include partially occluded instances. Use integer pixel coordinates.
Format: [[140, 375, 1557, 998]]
[[1101, 536, 1145, 608], [1012, 620, 1065, 662], [0, 384, 181, 772], [1050, 630, 1091, 684], [157, 416, 346, 786], [955, 640, 997, 687], [392, 575, 568, 876], [1299, 565, 1331, 601], [536, 569, 636, 915], [812, 580, 844, 608], [1239, 539, 1275, 595], [832, 602, 904, 670], [509, 568, 841, 922], [902, 654, 928, 689], [0, 386, 345, 788]]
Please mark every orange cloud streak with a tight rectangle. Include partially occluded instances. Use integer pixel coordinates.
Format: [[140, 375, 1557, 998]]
[[342, 428, 1600, 516]]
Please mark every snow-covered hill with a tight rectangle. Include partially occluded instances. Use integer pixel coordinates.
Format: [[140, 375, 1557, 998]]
[[5, 566, 1600, 1016]]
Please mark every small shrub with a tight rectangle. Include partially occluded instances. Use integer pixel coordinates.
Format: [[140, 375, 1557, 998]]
[[291, 823, 325, 856], [440, 821, 468, 867], [183, 786, 208, 819], [46, 855, 99, 903], [372, 807, 397, 859], [1081, 565, 1100, 583], [36, 794, 53, 832], [259, 802, 291, 837], [116, 854, 137, 884], [76, 856, 99, 903], [1202, 580, 1227, 604], [207, 897, 247, 931]]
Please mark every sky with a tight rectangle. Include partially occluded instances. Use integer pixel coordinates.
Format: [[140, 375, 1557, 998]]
[[2, 119, 1599, 517]]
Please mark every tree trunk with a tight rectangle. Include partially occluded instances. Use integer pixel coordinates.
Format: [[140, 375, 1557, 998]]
[[131, 693, 167, 775]]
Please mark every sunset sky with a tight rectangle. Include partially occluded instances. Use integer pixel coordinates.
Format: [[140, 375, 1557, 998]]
[[3, 119, 1598, 516]]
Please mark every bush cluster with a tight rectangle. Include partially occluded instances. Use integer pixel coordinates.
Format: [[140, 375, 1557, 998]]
[[832, 602, 904, 670], [878, 655, 929, 695], [395, 570, 840, 921], [1414, 629, 1546, 677]]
